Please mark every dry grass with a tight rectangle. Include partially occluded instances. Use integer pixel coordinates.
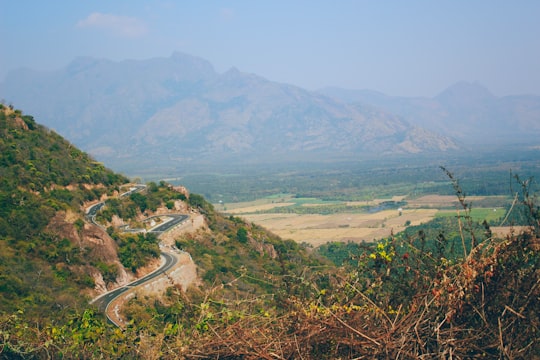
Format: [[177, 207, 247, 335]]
[[242, 209, 437, 246], [407, 194, 486, 208], [178, 230, 540, 360], [222, 194, 505, 246], [224, 202, 295, 214], [224, 195, 450, 246]]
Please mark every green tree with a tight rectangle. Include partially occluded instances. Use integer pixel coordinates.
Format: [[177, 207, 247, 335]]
[[237, 227, 248, 243], [130, 192, 147, 212]]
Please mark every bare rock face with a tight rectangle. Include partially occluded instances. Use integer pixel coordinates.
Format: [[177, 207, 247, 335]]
[[248, 237, 278, 259], [113, 266, 132, 288], [82, 223, 119, 262], [92, 271, 107, 294], [110, 214, 125, 227], [174, 200, 189, 212], [46, 211, 139, 295], [173, 185, 189, 197]]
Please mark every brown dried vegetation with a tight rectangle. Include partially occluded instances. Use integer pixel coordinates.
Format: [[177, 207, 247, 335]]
[[174, 230, 539, 359]]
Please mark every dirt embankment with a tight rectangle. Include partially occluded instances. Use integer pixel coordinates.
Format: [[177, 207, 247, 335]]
[[159, 212, 206, 245]]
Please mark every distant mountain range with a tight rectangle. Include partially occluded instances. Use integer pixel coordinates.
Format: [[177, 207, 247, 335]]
[[2, 52, 538, 172], [318, 82, 540, 144]]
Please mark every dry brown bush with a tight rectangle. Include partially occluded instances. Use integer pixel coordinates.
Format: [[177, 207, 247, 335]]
[[171, 226, 539, 360]]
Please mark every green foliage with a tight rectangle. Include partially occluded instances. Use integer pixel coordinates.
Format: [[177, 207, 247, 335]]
[[254, 200, 406, 215], [435, 207, 504, 223], [0, 110, 127, 190], [98, 197, 137, 222], [129, 192, 147, 212], [188, 193, 209, 210], [116, 232, 160, 272], [94, 261, 119, 284], [316, 241, 364, 266], [73, 218, 85, 232], [236, 227, 248, 243]]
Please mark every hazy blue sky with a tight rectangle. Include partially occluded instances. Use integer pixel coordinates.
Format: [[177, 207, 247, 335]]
[[1, 1, 539, 97]]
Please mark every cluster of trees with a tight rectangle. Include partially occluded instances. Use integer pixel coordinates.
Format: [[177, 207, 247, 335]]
[[255, 200, 407, 215], [176, 153, 540, 203], [110, 231, 160, 272]]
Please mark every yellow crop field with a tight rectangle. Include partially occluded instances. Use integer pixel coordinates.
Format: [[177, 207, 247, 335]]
[[240, 209, 438, 246], [221, 194, 508, 246], [224, 202, 295, 214]]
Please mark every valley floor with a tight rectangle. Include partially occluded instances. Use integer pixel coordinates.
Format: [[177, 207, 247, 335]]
[[220, 194, 507, 245]]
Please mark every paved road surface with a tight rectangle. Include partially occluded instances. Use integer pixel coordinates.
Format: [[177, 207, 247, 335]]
[[85, 185, 146, 226], [91, 251, 177, 313], [149, 214, 189, 233]]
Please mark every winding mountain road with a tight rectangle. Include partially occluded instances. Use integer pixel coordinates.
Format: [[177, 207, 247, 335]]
[[85, 184, 146, 226], [147, 214, 189, 234], [86, 185, 190, 326], [91, 251, 177, 313]]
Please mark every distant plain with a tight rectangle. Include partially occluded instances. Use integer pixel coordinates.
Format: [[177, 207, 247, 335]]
[[164, 149, 538, 246], [218, 194, 506, 246]]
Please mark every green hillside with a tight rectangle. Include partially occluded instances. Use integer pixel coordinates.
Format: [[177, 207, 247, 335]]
[[0, 104, 129, 315]]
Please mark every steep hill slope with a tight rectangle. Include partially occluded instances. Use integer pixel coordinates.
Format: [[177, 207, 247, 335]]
[[0, 104, 130, 315], [0, 53, 458, 172]]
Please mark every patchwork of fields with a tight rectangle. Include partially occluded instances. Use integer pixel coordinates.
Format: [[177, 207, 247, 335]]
[[219, 194, 508, 246]]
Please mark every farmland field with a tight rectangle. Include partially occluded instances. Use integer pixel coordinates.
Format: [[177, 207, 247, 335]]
[[170, 153, 535, 246], [219, 194, 508, 246]]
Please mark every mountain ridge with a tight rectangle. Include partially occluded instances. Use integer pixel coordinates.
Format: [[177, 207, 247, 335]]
[[318, 82, 540, 144], [1, 53, 459, 172]]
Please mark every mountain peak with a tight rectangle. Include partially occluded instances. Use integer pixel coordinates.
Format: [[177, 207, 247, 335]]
[[436, 81, 495, 104], [65, 56, 111, 75]]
